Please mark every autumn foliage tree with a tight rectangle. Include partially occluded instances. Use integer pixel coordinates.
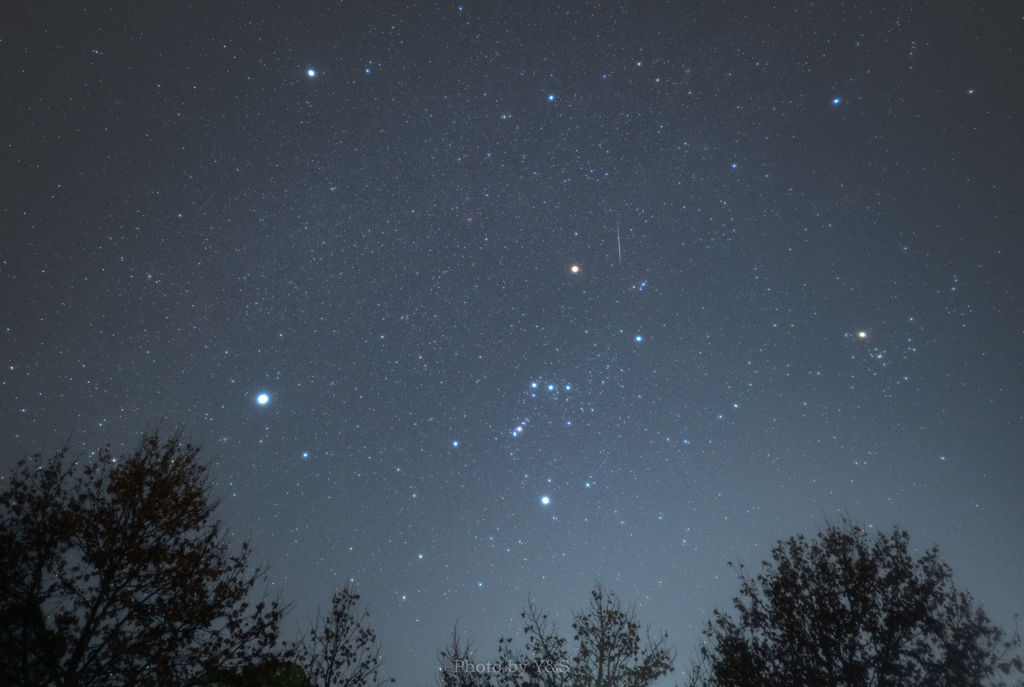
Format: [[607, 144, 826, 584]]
[[0, 432, 289, 687], [298, 588, 393, 687], [436, 626, 493, 687], [438, 584, 675, 687], [562, 585, 675, 687], [686, 518, 1024, 687]]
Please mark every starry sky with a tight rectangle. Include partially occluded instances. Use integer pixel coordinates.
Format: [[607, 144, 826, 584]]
[[2, 1, 1022, 683]]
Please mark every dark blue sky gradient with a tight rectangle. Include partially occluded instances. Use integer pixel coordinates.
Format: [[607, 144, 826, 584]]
[[2, 2, 1022, 683]]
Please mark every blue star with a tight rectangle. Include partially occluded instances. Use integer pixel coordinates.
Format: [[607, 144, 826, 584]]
[[307, 69, 315, 77], [548, 94, 555, 101]]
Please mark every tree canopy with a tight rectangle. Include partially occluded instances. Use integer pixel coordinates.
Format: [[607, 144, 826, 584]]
[[686, 518, 1023, 687], [438, 583, 675, 687], [0, 432, 288, 687], [299, 588, 394, 687], [6, 429, 1019, 687]]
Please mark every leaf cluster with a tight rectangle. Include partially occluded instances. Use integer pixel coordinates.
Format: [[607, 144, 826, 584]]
[[687, 518, 1024, 687], [0, 432, 288, 687], [298, 588, 394, 687]]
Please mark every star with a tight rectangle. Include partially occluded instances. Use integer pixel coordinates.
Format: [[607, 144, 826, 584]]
[[307, 69, 316, 77], [256, 393, 269, 405], [541, 496, 550, 505]]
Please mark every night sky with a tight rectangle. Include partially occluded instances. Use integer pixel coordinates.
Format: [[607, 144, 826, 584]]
[[2, 1, 1022, 683]]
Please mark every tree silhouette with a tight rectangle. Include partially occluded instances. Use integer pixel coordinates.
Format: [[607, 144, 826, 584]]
[[436, 626, 493, 687], [686, 518, 1024, 687], [298, 588, 393, 687], [0, 432, 289, 687], [437, 584, 675, 687]]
